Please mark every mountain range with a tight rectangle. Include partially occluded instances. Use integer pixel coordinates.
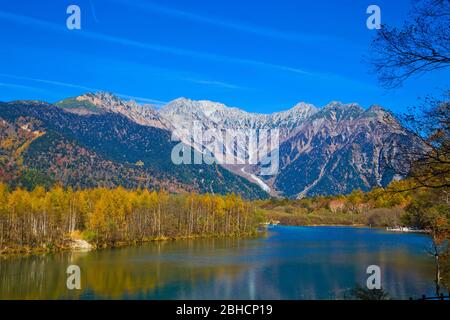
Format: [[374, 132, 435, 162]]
[[0, 92, 420, 198]]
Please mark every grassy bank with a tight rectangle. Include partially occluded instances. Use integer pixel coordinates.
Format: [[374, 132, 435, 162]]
[[0, 229, 263, 257], [261, 208, 405, 227], [257, 198, 405, 227]]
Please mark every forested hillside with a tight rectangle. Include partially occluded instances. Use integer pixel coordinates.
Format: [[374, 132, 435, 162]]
[[0, 101, 267, 199]]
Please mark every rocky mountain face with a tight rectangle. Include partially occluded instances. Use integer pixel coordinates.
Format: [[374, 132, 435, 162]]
[[0, 92, 420, 198], [160, 97, 317, 135], [0, 99, 268, 199], [55, 92, 170, 129], [160, 97, 317, 167], [271, 103, 415, 197], [156, 96, 419, 198]]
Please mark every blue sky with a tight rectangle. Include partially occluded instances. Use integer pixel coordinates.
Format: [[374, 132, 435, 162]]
[[0, 0, 448, 113]]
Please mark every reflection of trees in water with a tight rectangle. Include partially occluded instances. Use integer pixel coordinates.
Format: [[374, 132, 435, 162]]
[[0, 252, 83, 299], [0, 231, 436, 299], [0, 238, 253, 299]]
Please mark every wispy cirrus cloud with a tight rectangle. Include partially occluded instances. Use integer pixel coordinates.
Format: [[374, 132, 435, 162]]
[[0, 73, 168, 106], [109, 0, 339, 44], [0, 10, 375, 92], [115, 93, 168, 105], [0, 10, 310, 76], [181, 78, 246, 90], [0, 73, 98, 92], [0, 82, 44, 92]]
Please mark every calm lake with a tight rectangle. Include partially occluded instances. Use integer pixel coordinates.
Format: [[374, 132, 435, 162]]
[[0, 226, 436, 300]]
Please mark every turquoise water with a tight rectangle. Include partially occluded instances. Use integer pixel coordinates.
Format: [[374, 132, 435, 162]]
[[0, 226, 436, 299]]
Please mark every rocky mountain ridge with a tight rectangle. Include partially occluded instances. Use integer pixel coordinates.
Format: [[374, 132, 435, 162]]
[[1, 92, 420, 198]]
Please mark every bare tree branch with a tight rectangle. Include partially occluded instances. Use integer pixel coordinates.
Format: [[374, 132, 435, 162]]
[[367, 0, 450, 88]]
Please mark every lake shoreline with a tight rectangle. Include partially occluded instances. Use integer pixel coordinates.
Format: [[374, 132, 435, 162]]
[[1, 223, 428, 259], [0, 230, 263, 259], [0, 225, 436, 299]]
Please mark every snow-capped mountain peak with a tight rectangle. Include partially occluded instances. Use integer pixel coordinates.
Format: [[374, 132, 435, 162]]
[[54, 92, 420, 198]]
